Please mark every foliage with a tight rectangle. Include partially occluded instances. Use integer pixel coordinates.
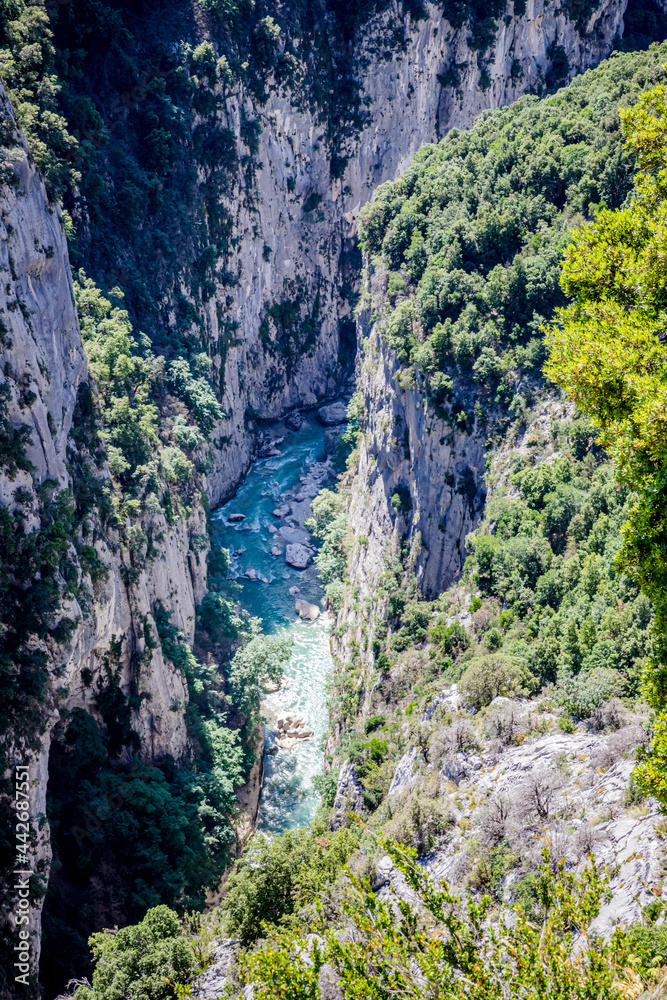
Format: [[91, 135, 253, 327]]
[[543, 77, 667, 795], [166, 357, 223, 433], [42, 591, 276, 990], [556, 665, 624, 718], [222, 823, 361, 944], [466, 447, 651, 709], [72, 906, 199, 1000], [0, 0, 79, 199], [358, 45, 667, 425], [227, 630, 293, 727], [305, 488, 349, 608], [545, 83, 667, 659], [75, 273, 160, 489], [458, 653, 527, 709], [242, 837, 644, 999]]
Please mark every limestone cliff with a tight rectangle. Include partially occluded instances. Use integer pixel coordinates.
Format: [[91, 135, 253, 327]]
[[0, 88, 207, 985]]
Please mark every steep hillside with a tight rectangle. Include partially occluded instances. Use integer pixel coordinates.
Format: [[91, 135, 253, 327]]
[[331, 42, 667, 718], [0, 0, 632, 503]]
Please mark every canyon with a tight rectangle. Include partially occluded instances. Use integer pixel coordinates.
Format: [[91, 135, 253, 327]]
[[0, 0, 656, 994]]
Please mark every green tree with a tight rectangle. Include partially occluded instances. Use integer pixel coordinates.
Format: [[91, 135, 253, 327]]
[[73, 906, 198, 1000], [545, 81, 667, 798], [227, 632, 293, 725]]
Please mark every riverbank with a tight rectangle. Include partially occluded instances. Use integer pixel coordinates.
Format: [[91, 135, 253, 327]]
[[210, 409, 342, 833]]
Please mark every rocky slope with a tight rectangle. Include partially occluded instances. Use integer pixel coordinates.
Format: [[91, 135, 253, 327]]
[[192, 690, 661, 997], [376, 690, 660, 938]]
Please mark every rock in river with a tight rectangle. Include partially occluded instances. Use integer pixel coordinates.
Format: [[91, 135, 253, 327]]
[[324, 426, 345, 454], [227, 513, 245, 522], [285, 411, 303, 431], [295, 598, 320, 621], [316, 401, 348, 426], [245, 568, 258, 580], [285, 543, 311, 569]]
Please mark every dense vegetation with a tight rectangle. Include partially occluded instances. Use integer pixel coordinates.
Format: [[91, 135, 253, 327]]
[[244, 838, 666, 999], [358, 44, 667, 430], [545, 80, 667, 802]]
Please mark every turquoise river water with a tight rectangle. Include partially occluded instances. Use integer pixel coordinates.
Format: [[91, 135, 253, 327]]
[[210, 415, 333, 832]]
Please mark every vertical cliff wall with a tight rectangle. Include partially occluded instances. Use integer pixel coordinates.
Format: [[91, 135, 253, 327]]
[[0, 89, 207, 992]]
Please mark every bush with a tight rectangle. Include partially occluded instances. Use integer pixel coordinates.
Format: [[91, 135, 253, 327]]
[[458, 654, 526, 710], [242, 837, 645, 998], [227, 632, 293, 725], [222, 825, 360, 944], [557, 667, 624, 719], [73, 906, 198, 1000]]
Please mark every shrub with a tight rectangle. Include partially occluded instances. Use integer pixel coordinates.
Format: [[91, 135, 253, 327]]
[[242, 837, 644, 999], [557, 667, 624, 719], [222, 825, 360, 944], [458, 654, 526, 710], [72, 906, 198, 1000]]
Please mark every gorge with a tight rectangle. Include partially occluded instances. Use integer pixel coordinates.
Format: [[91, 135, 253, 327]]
[[1, 0, 667, 997]]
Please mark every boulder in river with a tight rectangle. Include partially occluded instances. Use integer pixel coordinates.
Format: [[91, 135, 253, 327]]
[[276, 737, 298, 750], [268, 524, 277, 534], [274, 711, 313, 749], [289, 585, 300, 596], [316, 401, 348, 426], [285, 411, 303, 431], [272, 505, 290, 518], [245, 568, 258, 580], [270, 546, 282, 557], [286, 543, 311, 569], [265, 745, 278, 756], [295, 598, 320, 621], [227, 513, 245, 523]]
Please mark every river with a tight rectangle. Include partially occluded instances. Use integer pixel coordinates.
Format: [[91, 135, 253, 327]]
[[210, 414, 334, 832]]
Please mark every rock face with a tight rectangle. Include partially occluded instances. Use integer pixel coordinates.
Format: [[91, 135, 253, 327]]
[[349, 326, 486, 600], [0, 88, 207, 984], [333, 323, 486, 688], [200, 0, 628, 507]]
